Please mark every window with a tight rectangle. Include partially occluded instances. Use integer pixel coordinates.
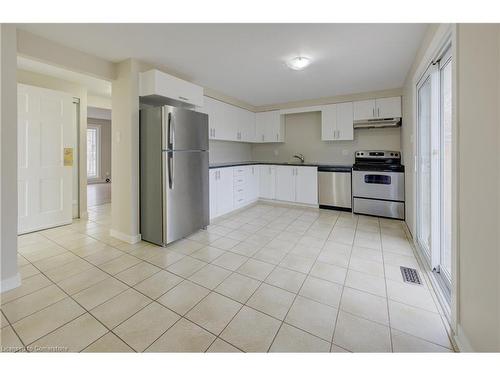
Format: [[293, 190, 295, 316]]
[[416, 46, 453, 296], [87, 126, 100, 179]]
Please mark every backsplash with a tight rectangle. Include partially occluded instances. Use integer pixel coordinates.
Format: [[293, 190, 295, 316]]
[[209, 140, 252, 163], [251, 111, 401, 165]]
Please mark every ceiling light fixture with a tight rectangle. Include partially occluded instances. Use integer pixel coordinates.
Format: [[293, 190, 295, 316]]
[[286, 56, 311, 71]]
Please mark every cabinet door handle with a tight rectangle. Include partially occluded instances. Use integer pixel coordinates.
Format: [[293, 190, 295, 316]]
[[262, 134, 265, 142], [276, 133, 278, 141], [372, 108, 375, 117], [378, 107, 380, 117]]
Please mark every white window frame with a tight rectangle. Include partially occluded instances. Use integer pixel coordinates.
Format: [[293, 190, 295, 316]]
[[87, 125, 101, 181]]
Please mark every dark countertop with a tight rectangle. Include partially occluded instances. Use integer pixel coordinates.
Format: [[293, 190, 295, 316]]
[[209, 161, 353, 172]]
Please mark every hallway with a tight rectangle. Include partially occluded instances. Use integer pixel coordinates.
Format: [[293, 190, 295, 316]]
[[87, 184, 111, 207]]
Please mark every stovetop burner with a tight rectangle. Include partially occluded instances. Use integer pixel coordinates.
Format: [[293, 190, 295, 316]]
[[353, 150, 404, 172]]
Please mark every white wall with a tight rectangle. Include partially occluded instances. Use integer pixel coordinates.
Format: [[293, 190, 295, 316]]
[[17, 29, 115, 81], [1, 24, 20, 292], [251, 111, 401, 165], [110, 59, 143, 243], [454, 24, 500, 352]]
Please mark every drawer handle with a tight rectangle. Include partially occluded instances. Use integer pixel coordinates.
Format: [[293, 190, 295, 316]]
[[178, 96, 189, 101]]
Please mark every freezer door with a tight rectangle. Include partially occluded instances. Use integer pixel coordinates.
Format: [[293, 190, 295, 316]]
[[162, 106, 208, 151], [163, 150, 209, 244]]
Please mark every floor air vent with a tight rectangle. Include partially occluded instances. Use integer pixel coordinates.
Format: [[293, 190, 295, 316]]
[[400, 266, 422, 285]]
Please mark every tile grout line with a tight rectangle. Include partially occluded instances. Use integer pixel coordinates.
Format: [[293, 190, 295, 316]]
[[266, 212, 339, 352], [329, 213, 357, 352], [378, 218, 395, 352]]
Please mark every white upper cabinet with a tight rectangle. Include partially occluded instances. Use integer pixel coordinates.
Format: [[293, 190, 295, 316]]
[[353, 99, 376, 121], [321, 102, 354, 141], [353, 96, 402, 120], [241, 110, 256, 142], [139, 69, 204, 107], [321, 104, 337, 140], [200, 96, 255, 142], [376, 96, 402, 118], [255, 111, 284, 143], [336, 102, 354, 140]]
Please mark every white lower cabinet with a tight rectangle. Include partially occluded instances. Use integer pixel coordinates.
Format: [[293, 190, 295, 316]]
[[209, 168, 234, 219], [246, 165, 260, 202], [295, 166, 318, 204], [210, 164, 317, 220], [275, 166, 295, 202], [259, 165, 276, 199], [210, 165, 260, 220], [275, 166, 318, 205]]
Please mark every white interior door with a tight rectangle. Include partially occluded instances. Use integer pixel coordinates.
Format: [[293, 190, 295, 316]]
[[18, 84, 74, 234]]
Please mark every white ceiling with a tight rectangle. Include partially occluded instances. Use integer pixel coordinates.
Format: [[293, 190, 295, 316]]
[[17, 24, 428, 106], [17, 56, 112, 98]]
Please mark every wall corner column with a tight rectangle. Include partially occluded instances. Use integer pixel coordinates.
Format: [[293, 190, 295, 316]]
[[110, 59, 141, 243], [1, 24, 20, 292]]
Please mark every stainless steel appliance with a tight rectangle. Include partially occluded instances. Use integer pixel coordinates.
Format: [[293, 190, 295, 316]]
[[318, 167, 352, 211], [352, 150, 405, 220], [353, 117, 401, 129], [140, 105, 209, 246]]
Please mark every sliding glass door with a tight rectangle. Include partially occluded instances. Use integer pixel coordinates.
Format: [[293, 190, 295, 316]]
[[416, 47, 452, 294]]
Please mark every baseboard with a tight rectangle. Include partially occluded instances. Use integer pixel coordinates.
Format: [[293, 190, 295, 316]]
[[454, 325, 473, 352], [109, 229, 141, 244], [257, 198, 319, 209], [1, 272, 21, 293]]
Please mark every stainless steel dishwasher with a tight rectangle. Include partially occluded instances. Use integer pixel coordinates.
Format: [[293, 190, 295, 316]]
[[318, 167, 352, 211]]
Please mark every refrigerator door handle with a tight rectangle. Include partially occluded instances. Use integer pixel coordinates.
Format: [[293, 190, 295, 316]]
[[168, 152, 174, 189], [167, 112, 173, 149]]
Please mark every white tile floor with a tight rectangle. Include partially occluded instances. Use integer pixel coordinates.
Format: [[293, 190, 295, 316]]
[[0, 203, 455, 352]]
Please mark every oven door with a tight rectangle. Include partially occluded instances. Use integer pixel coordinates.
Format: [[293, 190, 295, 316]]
[[352, 170, 404, 201]]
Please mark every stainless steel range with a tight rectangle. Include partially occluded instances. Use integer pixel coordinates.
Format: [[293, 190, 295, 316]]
[[352, 150, 405, 220]]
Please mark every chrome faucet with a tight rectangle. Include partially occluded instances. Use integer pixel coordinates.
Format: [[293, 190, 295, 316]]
[[293, 153, 305, 163]]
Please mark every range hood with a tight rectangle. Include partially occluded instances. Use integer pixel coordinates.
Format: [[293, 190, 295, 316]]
[[353, 117, 402, 129]]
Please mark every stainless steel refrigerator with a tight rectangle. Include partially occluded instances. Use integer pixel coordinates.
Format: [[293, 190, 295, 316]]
[[140, 105, 209, 246]]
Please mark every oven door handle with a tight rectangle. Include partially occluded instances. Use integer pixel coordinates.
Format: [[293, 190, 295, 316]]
[[363, 174, 392, 185]]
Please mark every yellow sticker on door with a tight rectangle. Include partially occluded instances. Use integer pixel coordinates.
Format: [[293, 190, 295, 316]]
[[64, 148, 73, 166]]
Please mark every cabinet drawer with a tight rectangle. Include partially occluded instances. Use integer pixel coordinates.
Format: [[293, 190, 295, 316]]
[[233, 176, 246, 185], [233, 167, 246, 177]]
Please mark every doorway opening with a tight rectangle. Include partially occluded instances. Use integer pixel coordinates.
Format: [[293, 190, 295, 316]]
[[87, 107, 112, 208]]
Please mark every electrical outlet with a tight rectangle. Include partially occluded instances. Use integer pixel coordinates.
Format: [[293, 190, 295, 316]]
[[273, 149, 279, 156], [342, 149, 349, 156]]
